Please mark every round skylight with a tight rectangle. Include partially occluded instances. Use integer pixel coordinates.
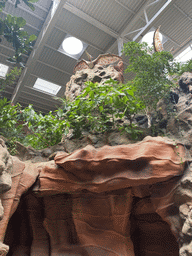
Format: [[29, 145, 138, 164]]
[[62, 37, 83, 55], [141, 31, 163, 47]]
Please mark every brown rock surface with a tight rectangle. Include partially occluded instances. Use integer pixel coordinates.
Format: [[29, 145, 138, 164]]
[[65, 61, 124, 101], [0, 136, 191, 255]]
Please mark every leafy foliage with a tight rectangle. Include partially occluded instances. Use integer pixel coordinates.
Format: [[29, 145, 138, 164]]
[[1, 41, 189, 152], [0, 14, 37, 66], [59, 79, 144, 139], [0, 79, 145, 151], [123, 41, 174, 113], [20, 105, 66, 149], [0, 97, 22, 139], [0, 100, 66, 150], [15, 0, 39, 11], [0, 67, 22, 95], [0, 0, 39, 11], [171, 59, 192, 76]]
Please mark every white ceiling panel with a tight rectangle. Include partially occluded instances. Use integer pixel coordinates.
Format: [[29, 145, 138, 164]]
[[56, 8, 115, 50]]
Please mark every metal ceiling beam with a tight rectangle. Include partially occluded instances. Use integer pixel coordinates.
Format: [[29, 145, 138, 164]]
[[115, 0, 135, 14], [54, 25, 104, 52], [0, 44, 28, 58], [106, 0, 151, 53], [120, 0, 152, 37], [22, 86, 61, 104], [37, 59, 72, 77], [19, 92, 59, 108], [133, 0, 173, 41], [106, 0, 177, 53], [173, 3, 192, 21], [33, 2, 50, 13], [63, 2, 119, 39], [18, 98, 56, 113], [173, 37, 192, 58], [11, 0, 68, 104], [7, 0, 44, 21], [1, 10, 40, 31]]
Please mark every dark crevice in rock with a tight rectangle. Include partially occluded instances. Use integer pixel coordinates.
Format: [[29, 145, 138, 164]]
[[130, 197, 179, 256], [92, 76, 102, 83], [82, 73, 88, 80], [103, 75, 111, 80], [74, 77, 82, 84], [99, 71, 106, 76], [170, 91, 179, 104]]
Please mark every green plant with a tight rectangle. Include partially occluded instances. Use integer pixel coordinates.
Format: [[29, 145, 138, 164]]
[[0, 14, 37, 66], [59, 79, 144, 139], [0, 67, 22, 95], [173, 59, 192, 76], [20, 105, 66, 149], [123, 41, 174, 127], [0, 97, 22, 139], [0, 0, 39, 11]]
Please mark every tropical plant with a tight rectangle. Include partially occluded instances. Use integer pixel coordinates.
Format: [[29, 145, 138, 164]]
[[123, 41, 174, 127], [0, 14, 37, 66]]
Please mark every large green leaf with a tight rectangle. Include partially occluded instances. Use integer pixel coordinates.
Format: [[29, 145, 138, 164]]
[[16, 17, 26, 28]]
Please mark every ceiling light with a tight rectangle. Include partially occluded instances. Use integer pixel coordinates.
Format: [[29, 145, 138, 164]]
[[33, 78, 61, 95], [62, 36, 83, 55], [0, 64, 9, 78]]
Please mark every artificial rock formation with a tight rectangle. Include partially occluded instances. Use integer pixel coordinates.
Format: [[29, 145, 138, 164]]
[[65, 60, 124, 101], [0, 136, 192, 255], [1, 54, 192, 255]]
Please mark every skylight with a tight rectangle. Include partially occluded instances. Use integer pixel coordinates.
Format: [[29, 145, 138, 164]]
[[0, 64, 9, 78], [58, 35, 87, 60], [62, 37, 83, 55], [33, 78, 61, 95], [175, 46, 192, 63]]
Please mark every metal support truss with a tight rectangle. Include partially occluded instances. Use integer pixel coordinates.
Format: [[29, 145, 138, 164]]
[[117, 38, 124, 56], [132, 0, 173, 41]]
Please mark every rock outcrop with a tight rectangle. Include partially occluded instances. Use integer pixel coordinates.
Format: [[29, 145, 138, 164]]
[[1, 56, 192, 255], [65, 61, 124, 101], [0, 135, 191, 255]]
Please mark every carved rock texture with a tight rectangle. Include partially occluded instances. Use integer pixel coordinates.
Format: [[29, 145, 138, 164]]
[[0, 136, 190, 255], [65, 62, 124, 101], [2, 72, 192, 255]]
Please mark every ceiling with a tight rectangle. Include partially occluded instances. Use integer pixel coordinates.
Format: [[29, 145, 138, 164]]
[[0, 0, 192, 113]]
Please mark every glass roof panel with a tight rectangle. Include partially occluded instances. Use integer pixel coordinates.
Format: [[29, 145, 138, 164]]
[[0, 64, 9, 78], [33, 78, 61, 95]]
